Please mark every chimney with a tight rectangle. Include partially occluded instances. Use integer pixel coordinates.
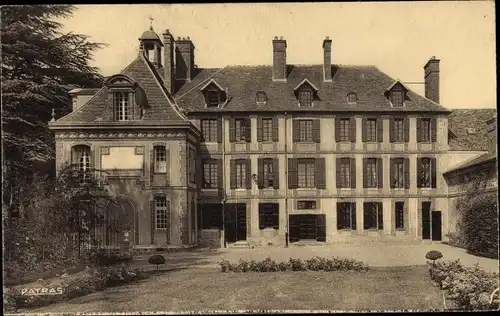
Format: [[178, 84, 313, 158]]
[[424, 56, 440, 103], [162, 29, 175, 94], [272, 36, 287, 81], [323, 36, 332, 82], [175, 37, 195, 82]]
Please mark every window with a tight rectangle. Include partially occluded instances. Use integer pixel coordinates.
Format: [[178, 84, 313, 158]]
[[200, 204, 222, 229], [261, 118, 273, 142], [395, 202, 405, 230], [297, 159, 315, 188], [391, 90, 404, 107], [206, 91, 220, 107], [263, 159, 274, 188], [420, 118, 431, 142], [235, 118, 248, 142], [339, 158, 351, 188], [201, 119, 218, 142], [364, 158, 378, 188], [155, 197, 169, 230], [363, 202, 383, 230], [235, 160, 247, 189], [299, 89, 313, 107], [259, 203, 279, 229], [418, 158, 432, 188], [202, 160, 218, 188], [256, 91, 267, 103], [73, 145, 91, 184], [339, 119, 350, 142], [299, 120, 313, 142], [337, 202, 356, 230], [154, 146, 167, 173], [114, 92, 131, 121], [347, 92, 358, 104], [297, 200, 317, 210], [393, 118, 404, 143], [365, 118, 377, 142], [391, 158, 404, 188]]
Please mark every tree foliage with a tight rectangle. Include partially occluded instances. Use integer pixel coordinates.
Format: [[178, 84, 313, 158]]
[[1, 5, 105, 215]]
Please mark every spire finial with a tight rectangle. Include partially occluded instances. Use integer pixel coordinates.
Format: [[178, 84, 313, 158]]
[[50, 108, 56, 122], [148, 16, 154, 30]]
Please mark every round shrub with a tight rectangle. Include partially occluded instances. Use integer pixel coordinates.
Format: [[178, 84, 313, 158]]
[[425, 250, 443, 262], [148, 254, 165, 271]]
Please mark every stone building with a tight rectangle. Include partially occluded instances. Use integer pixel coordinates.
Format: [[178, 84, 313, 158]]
[[49, 26, 474, 251]]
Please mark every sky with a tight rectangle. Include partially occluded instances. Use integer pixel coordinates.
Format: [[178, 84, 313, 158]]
[[60, 2, 496, 109]]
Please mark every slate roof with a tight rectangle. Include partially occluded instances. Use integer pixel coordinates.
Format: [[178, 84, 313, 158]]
[[443, 151, 497, 175], [51, 54, 187, 125], [447, 108, 497, 151], [172, 65, 451, 113]]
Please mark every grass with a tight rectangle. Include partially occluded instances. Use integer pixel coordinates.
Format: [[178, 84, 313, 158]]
[[27, 265, 443, 313]]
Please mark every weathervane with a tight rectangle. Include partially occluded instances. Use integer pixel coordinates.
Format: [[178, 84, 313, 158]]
[[148, 16, 154, 30]]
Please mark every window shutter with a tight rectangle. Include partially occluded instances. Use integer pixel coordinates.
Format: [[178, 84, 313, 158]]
[[246, 159, 252, 189], [257, 117, 263, 142], [363, 203, 369, 230], [431, 158, 437, 188], [259, 208, 264, 230], [288, 158, 298, 189], [312, 119, 321, 143], [377, 158, 383, 188], [229, 118, 236, 143], [362, 158, 367, 188], [390, 158, 395, 188], [351, 203, 357, 230], [229, 159, 236, 189], [273, 204, 279, 230], [361, 117, 367, 142], [257, 158, 264, 189], [289, 216, 299, 243], [403, 158, 410, 189], [377, 117, 384, 143], [273, 158, 279, 189], [391, 202, 396, 235], [350, 117, 356, 142], [389, 117, 395, 143], [150, 200, 155, 243], [350, 158, 356, 188], [245, 118, 252, 142], [416, 118, 422, 143], [150, 149, 155, 182], [335, 158, 341, 188], [377, 202, 384, 230], [315, 158, 326, 189], [416, 158, 422, 188], [217, 117, 223, 143], [403, 117, 410, 143], [272, 117, 279, 142], [335, 117, 341, 142], [315, 214, 326, 242], [217, 159, 223, 189], [403, 202, 409, 232], [292, 120, 300, 142], [431, 117, 437, 142]]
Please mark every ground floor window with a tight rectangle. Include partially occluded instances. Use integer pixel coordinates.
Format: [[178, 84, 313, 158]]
[[200, 204, 223, 229], [395, 202, 405, 230], [155, 197, 169, 230], [363, 202, 383, 230], [258, 203, 279, 229], [337, 202, 356, 230]]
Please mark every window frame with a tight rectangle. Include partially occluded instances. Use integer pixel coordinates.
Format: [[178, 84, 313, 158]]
[[393, 117, 405, 143], [154, 146, 167, 174], [262, 158, 274, 189], [259, 203, 279, 229], [347, 92, 358, 104], [419, 157, 432, 188], [339, 118, 350, 142], [420, 118, 431, 142], [297, 200, 317, 210], [235, 160, 247, 189], [261, 118, 273, 142], [391, 89, 404, 107], [234, 118, 248, 142], [73, 145, 91, 184], [200, 119, 218, 143], [202, 159, 219, 189], [392, 158, 405, 189], [364, 158, 378, 188], [114, 91, 131, 121], [365, 118, 377, 142], [256, 91, 267, 104], [339, 158, 351, 188], [206, 90, 221, 107], [298, 119, 314, 142], [395, 201, 405, 230], [363, 202, 383, 230], [155, 196, 169, 230], [337, 202, 356, 230], [298, 86, 313, 107], [297, 159, 316, 188]]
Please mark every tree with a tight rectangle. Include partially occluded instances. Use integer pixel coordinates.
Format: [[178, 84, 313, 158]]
[[1, 5, 105, 215]]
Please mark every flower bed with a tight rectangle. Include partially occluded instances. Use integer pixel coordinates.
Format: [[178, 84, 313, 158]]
[[428, 259, 499, 310], [3, 264, 147, 312], [219, 256, 369, 273]]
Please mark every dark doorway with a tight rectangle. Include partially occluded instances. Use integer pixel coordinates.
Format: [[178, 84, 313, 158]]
[[224, 203, 247, 243], [289, 214, 326, 242], [431, 211, 442, 241], [199, 203, 223, 230], [422, 202, 431, 240]]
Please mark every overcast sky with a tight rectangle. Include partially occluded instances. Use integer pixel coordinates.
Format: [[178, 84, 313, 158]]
[[61, 2, 496, 109]]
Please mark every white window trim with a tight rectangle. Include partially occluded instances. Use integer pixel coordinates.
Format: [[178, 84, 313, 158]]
[[155, 198, 171, 231]]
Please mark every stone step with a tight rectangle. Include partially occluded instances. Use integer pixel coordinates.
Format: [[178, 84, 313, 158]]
[[227, 241, 251, 249]]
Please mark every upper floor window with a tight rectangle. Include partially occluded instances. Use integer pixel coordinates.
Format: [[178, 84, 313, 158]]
[[230, 159, 251, 189], [105, 74, 141, 122], [294, 79, 318, 107], [365, 118, 377, 142], [417, 157, 436, 188], [234, 118, 249, 142], [363, 158, 382, 188], [297, 159, 315, 188], [347, 92, 358, 104], [337, 158, 355, 189], [391, 90, 404, 107], [206, 91, 220, 107], [299, 120, 313, 142], [390, 158, 409, 189], [201, 119, 219, 142], [202, 159, 219, 189], [72, 145, 91, 184], [386, 81, 408, 108], [293, 119, 320, 143], [261, 118, 273, 142], [200, 79, 225, 108], [115, 92, 131, 121], [418, 118, 432, 142], [299, 89, 312, 107], [339, 118, 350, 142], [154, 146, 167, 173], [256, 91, 267, 104], [392, 117, 405, 143]]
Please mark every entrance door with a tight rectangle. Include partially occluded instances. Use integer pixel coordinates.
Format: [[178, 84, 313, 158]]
[[422, 202, 431, 240], [431, 211, 442, 241], [289, 215, 326, 242], [224, 203, 247, 243]]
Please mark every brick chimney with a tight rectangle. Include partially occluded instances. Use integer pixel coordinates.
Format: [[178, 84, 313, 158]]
[[272, 36, 287, 82], [323, 36, 332, 82], [162, 29, 175, 94], [424, 56, 440, 103], [175, 37, 195, 82]]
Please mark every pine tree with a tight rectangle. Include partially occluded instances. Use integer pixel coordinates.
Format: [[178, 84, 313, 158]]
[[1, 5, 105, 215]]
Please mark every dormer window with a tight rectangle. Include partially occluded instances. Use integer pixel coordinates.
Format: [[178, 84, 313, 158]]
[[386, 81, 409, 108], [347, 92, 358, 104], [115, 92, 131, 121], [391, 90, 404, 107], [200, 79, 226, 108], [294, 79, 319, 107], [256, 91, 267, 104], [299, 88, 312, 107], [105, 74, 142, 121], [206, 90, 221, 107]]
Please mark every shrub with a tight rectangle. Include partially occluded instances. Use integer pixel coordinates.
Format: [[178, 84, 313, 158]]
[[288, 258, 307, 271], [259, 257, 278, 272], [219, 259, 232, 273], [148, 254, 166, 271], [425, 250, 443, 262]]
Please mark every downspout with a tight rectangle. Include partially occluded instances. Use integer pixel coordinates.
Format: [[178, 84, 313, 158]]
[[284, 111, 289, 247], [221, 113, 227, 248]]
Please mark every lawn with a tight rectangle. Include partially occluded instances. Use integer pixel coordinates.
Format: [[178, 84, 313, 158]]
[[26, 265, 443, 313]]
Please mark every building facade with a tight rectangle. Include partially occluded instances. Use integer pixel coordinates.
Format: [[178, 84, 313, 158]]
[[50, 27, 464, 250]]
